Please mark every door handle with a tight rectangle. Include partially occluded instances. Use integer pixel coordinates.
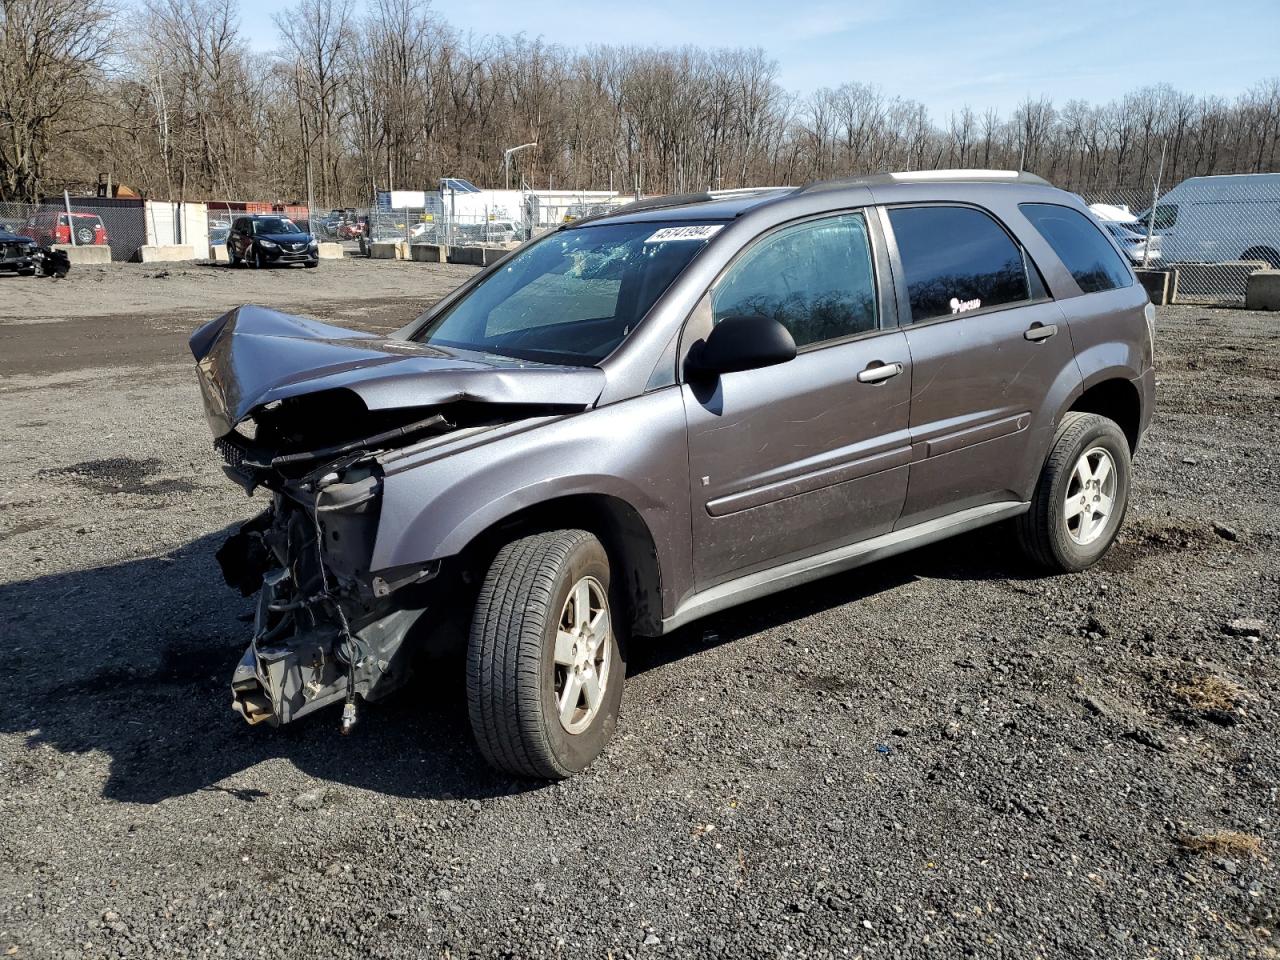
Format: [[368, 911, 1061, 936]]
[[1024, 322, 1058, 342], [857, 361, 904, 384]]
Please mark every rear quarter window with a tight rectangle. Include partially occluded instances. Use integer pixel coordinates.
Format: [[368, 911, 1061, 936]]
[[1020, 202, 1134, 294]]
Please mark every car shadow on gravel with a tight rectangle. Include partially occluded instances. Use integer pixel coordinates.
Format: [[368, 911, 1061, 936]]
[[630, 524, 1037, 674], [0, 531, 512, 805], [2, 524, 1039, 805]]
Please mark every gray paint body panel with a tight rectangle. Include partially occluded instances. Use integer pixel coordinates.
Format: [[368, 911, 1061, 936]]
[[195, 177, 1154, 633]]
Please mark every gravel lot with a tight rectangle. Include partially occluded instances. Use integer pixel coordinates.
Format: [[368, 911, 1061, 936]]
[[1, 259, 1278, 959]]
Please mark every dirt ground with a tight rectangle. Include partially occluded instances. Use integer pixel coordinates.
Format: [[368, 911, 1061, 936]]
[[1, 259, 1278, 959]]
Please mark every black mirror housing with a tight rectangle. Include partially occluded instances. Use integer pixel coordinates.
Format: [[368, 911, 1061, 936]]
[[687, 315, 797, 376]]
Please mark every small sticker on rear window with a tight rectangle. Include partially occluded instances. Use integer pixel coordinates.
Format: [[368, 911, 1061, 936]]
[[950, 296, 981, 314], [645, 225, 723, 244]]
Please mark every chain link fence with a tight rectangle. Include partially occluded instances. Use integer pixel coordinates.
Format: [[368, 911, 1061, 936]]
[[0, 198, 148, 262], [1082, 176, 1280, 302], [360, 191, 630, 252]]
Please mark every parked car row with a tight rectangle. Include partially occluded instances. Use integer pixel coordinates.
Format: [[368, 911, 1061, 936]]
[[1100, 220, 1162, 264]]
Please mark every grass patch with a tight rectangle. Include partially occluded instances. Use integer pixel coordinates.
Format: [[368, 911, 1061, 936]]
[[1171, 675, 1244, 712], [1177, 830, 1264, 859]]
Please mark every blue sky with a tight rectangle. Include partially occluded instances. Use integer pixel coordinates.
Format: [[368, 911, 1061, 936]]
[[243, 0, 1278, 116]]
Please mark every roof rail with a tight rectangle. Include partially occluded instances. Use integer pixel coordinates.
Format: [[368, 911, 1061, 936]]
[[563, 191, 715, 229], [706, 186, 793, 198], [568, 187, 794, 228], [797, 169, 1052, 194]]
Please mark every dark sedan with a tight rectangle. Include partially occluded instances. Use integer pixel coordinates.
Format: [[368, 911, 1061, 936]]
[[227, 215, 319, 268]]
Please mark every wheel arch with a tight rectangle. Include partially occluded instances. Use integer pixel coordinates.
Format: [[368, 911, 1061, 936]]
[[1241, 245, 1280, 269], [1066, 376, 1143, 452], [455, 493, 665, 638]]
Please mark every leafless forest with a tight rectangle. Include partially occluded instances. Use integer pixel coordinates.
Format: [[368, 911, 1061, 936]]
[[2, 0, 1279, 204]]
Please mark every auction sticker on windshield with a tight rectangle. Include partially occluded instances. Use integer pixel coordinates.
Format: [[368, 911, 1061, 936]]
[[645, 225, 724, 244]]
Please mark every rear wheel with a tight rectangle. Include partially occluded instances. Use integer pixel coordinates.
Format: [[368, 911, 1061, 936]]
[[1016, 412, 1131, 572], [467, 529, 625, 779]]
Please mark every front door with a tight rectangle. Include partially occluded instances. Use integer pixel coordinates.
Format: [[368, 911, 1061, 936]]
[[882, 203, 1079, 527], [682, 211, 913, 589]]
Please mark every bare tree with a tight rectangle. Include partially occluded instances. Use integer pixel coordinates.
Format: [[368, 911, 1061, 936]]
[[0, 0, 114, 200], [15, 0, 1280, 208]]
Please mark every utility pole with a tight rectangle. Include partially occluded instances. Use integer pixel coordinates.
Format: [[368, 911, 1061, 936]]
[[1142, 142, 1166, 270], [503, 142, 537, 190], [295, 63, 316, 232]]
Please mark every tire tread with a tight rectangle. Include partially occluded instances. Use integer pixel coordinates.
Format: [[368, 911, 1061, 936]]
[[467, 529, 597, 780], [1016, 411, 1128, 572]]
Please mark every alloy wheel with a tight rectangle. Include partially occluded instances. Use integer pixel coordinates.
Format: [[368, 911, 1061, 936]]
[[1064, 446, 1117, 546], [553, 576, 611, 734]]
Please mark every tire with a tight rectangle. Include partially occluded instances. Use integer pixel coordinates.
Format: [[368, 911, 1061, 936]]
[[304, 260, 318, 269], [1016, 412, 1131, 573], [227, 244, 240, 267], [1241, 246, 1280, 269], [467, 529, 626, 780], [253, 249, 265, 270]]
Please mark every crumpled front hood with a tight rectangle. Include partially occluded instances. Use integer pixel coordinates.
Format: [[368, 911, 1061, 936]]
[[189, 304, 606, 437]]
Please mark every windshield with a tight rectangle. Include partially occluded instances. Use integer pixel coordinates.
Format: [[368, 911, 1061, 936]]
[[412, 220, 722, 365], [253, 217, 303, 235]]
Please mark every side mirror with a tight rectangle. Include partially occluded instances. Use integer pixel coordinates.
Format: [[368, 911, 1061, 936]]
[[687, 315, 797, 377]]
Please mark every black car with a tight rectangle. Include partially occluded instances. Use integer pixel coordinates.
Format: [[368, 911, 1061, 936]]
[[0, 228, 37, 275], [227, 215, 319, 269]]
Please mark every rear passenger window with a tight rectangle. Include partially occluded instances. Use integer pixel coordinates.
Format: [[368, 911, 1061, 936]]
[[1019, 202, 1134, 293], [887, 206, 1032, 322], [712, 213, 877, 348]]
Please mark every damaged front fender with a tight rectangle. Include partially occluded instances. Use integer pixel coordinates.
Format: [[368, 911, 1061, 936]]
[[193, 304, 605, 731]]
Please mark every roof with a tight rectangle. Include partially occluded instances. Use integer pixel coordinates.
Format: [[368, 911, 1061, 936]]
[[572, 170, 1057, 228]]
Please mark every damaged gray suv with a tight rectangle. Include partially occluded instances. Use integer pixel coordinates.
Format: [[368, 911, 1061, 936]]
[[192, 171, 1155, 779]]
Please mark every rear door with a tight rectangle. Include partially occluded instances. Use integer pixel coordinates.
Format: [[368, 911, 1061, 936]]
[[881, 203, 1079, 528], [682, 210, 913, 588]]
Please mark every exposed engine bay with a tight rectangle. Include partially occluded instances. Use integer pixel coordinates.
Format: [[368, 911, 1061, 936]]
[[215, 452, 436, 731], [190, 304, 605, 730]]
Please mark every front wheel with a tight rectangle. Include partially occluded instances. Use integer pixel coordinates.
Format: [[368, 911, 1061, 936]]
[[467, 529, 626, 779], [1016, 412, 1131, 572], [227, 244, 240, 267]]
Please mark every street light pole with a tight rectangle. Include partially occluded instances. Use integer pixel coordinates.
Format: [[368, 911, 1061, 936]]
[[503, 142, 538, 190]]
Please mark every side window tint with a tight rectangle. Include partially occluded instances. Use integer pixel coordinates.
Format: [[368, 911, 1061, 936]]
[[1020, 202, 1134, 294], [712, 213, 877, 348], [888, 206, 1031, 322]]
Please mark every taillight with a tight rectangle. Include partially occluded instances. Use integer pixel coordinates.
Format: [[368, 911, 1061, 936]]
[[55, 225, 69, 243], [96, 226, 107, 244]]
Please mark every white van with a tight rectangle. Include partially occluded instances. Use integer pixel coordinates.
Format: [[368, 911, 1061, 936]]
[[1142, 173, 1280, 268]]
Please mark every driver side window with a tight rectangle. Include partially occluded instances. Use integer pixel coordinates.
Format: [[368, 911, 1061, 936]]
[[711, 213, 878, 348]]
